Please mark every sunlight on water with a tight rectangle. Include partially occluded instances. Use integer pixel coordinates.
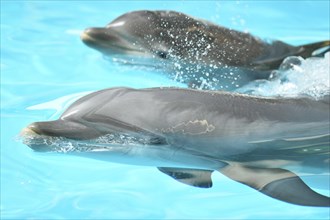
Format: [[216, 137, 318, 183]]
[[238, 52, 330, 98]]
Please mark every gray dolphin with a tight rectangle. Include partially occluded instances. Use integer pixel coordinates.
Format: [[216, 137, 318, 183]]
[[21, 87, 330, 207], [81, 10, 330, 89]]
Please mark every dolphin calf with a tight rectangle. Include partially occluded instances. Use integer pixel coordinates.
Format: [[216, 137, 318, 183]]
[[80, 10, 330, 90], [21, 87, 330, 207]]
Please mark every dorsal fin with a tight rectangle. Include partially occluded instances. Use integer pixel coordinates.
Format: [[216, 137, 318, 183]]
[[158, 167, 213, 188], [219, 164, 330, 207]]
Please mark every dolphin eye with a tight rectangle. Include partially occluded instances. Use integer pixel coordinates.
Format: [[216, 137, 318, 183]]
[[155, 51, 168, 59]]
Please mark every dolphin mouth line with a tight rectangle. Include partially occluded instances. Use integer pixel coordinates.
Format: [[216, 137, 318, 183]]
[[20, 127, 165, 153]]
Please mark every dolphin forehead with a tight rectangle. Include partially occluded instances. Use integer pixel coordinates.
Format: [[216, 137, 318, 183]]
[[58, 88, 176, 138], [104, 10, 205, 56], [61, 87, 330, 124], [107, 10, 201, 30], [58, 88, 212, 138], [105, 10, 213, 47], [60, 88, 127, 119]]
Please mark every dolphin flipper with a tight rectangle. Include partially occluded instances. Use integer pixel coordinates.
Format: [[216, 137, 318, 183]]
[[158, 167, 213, 188], [219, 165, 330, 207], [261, 176, 330, 207]]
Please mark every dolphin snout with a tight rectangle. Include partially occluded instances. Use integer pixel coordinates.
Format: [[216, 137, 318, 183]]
[[81, 27, 100, 38], [22, 119, 104, 140], [23, 121, 60, 137], [20, 121, 68, 140], [20, 123, 39, 138], [25, 122, 43, 135], [20, 122, 54, 152], [81, 28, 100, 45], [81, 27, 119, 44], [20, 120, 102, 152]]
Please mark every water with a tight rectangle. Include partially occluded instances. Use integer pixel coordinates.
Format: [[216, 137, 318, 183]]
[[238, 53, 330, 98], [1, 1, 329, 219]]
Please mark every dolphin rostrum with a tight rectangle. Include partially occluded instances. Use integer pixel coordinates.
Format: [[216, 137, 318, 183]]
[[81, 10, 330, 90], [21, 87, 330, 207]]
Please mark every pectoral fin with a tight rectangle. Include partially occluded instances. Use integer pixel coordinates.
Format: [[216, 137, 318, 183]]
[[219, 165, 330, 207], [158, 167, 213, 188]]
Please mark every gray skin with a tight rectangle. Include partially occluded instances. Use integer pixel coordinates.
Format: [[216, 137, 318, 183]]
[[80, 10, 330, 90], [21, 87, 330, 207]]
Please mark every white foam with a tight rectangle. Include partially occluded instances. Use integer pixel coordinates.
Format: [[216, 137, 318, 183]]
[[238, 52, 330, 98]]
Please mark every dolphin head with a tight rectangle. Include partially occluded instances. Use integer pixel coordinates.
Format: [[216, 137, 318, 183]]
[[20, 120, 96, 152], [21, 119, 165, 153], [80, 10, 268, 90], [80, 10, 218, 64], [20, 88, 166, 153]]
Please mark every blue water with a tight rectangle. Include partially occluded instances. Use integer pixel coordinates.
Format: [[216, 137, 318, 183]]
[[1, 1, 330, 219]]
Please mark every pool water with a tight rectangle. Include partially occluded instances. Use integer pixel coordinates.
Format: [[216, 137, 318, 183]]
[[1, 1, 329, 219]]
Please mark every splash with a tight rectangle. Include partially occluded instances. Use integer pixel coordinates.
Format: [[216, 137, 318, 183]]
[[237, 52, 330, 99]]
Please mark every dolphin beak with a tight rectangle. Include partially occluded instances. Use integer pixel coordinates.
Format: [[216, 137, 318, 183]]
[[21, 122, 54, 137], [81, 27, 107, 48], [81, 28, 110, 42], [80, 29, 94, 42], [20, 123, 53, 152], [20, 123, 40, 137], [80, 27, 147, 55], [80, 27, 126, 48]]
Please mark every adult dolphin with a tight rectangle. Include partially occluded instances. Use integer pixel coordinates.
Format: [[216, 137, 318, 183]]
[[81, 10, 330, 89], [21, 87, 330, 207]]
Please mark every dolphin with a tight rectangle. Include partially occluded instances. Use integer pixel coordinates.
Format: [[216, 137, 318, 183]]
[[80, 10, 330, 90], [21, 87, 330, 207]]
